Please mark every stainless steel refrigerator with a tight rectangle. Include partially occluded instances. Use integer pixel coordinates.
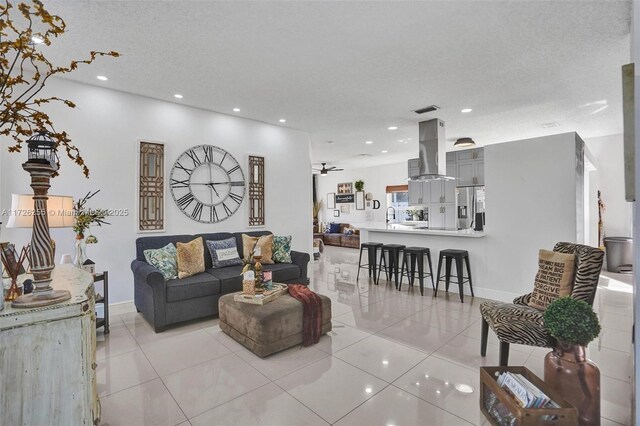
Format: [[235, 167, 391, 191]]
[[456, 185, 485, 230]]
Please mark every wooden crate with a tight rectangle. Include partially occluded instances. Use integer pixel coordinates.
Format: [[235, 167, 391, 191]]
[[233, 283, 288, 305], [480, 366, 578, 426]]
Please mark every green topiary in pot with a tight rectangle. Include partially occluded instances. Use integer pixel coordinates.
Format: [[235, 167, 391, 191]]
[[543, 296, 601, 346]]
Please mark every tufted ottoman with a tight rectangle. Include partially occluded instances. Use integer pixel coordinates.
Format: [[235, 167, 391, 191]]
[[218, 292, 332, 357]]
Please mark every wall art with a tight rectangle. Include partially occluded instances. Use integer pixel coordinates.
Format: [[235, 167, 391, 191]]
[[335, 194, 354, 203], [327, 193, 336, 209], [337, 182, 352, 194], [248, 155, 265, 227], [355, 191, 365, 210], [137, 140, 165, 232], [334, 209, 340, 217], [340, 205, 350, 213]]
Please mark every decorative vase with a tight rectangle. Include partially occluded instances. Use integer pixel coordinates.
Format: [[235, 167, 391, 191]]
[[544, 342, 600, 425], [74, 233, 87, 268]]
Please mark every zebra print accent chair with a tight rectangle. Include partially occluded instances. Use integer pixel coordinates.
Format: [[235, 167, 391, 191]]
[[479, 242, 604, 366]]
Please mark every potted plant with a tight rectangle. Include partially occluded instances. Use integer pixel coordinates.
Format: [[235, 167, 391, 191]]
[[73, 191, 110, 268], [354, 180, 364, 192], [543, 296, 601, 425]]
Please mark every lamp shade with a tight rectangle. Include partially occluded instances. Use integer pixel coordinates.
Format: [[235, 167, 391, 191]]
[[6, 194, 74, 228]]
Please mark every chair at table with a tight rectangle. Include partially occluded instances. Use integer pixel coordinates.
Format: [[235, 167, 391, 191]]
[[479, 242, 604, 366]]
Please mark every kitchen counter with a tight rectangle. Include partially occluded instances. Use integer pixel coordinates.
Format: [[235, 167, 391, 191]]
[[355, 222, 485, 238]]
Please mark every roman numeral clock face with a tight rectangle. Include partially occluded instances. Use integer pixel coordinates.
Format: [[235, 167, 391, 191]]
[[170, 145, 246, 223]]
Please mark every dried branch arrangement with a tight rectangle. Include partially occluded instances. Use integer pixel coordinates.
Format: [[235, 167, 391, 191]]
[[0, 0, 119, 176]]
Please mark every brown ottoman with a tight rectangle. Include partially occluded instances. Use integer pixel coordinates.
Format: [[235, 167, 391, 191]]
[[218, 292, 332, 358]]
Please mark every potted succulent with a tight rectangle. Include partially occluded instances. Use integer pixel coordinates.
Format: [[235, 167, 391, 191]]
[[543, 296, 601, 425]]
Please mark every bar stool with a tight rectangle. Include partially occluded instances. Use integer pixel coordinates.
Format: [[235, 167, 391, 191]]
[[356, 242, 384, 283], [376, 244, 406, 288], [435, 249, 474, 303], [398, 247, 434, 296]]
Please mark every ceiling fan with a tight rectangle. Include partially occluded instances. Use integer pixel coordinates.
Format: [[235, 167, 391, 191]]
[[313, 162, 344, 175]]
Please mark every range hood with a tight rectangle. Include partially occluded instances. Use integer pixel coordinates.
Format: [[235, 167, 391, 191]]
[[409, 118, 453, 181]]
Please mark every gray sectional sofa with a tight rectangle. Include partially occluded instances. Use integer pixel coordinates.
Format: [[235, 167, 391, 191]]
[[131, 230, 310, 332]]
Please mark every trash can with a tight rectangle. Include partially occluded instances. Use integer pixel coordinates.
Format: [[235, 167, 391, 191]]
[[603, 237, 633, 273]]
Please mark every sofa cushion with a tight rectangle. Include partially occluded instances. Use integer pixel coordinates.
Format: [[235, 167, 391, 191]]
[[206, 237, 243, 269], [195, 232, 235, 269], [328, 223, 341, 233], [166, 273, 221, 302], [262, 263, 301, 283], [143, 243, 178, 280], [232, 230, 272, 258], [242, 234, 275, 264], [207, 265, 245, 294], [272, 235, 292, 264], [177, 237, 206, 279]]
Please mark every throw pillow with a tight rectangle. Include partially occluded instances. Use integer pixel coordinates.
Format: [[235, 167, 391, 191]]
[[176, 237, 205, 279], [242, 234, 275, 264], [323, 223, 330, 233], [206, 238, 243, 269], [329, 223, 340, 233], [273, 235, 292, 263], [343, 228, 354, 235], [528, 249, 576, 310], [143, 243, 178, 281]]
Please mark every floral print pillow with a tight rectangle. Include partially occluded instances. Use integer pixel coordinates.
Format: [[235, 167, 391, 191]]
[[272, 235, 292, 264], [143, 243, 178, 281]]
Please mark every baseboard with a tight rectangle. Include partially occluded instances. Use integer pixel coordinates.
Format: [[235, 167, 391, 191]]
[[109, 300, 136, 316], [473, 287, 519, 303]]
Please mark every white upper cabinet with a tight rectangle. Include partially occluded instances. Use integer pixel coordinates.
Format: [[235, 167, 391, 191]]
[[408, 180, 423, 205], [455, 148, 484, 186]]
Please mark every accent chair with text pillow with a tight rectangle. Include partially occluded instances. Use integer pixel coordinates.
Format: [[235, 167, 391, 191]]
[[479, 242, 603, 366]]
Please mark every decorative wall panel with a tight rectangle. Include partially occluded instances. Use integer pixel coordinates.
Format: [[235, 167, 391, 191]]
[[248, 155, 265, 227], [138, 141, 165, 232]]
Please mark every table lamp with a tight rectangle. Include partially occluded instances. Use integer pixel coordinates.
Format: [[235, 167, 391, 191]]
[[6, 193, 74, 307], [7, 131, 75, 308]]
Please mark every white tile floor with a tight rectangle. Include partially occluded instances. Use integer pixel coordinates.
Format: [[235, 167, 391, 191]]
[[97, 246, 633, 425]]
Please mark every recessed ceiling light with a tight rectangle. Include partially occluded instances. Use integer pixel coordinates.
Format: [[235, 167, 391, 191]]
[[382, 360, 389, 365], [388, 126, 398, 130], [96, 75, 108, 81], [381, 150, 388, 153], [279, 119, 286, 123], [365, 387, 372, 394], [541, 122, 560, 128], [233, 108, 240, 112], [461, 108, 473, 113], [174, 94, 183, 99], [31, 35, 44, 44], [365, 141, 373, 144]]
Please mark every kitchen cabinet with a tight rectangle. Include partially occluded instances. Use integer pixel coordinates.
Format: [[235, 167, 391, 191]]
[[408, 180, 422, 205], [428, 179, 455, 204], [456, 148, 484, 186], [428, 204, 456, 229]]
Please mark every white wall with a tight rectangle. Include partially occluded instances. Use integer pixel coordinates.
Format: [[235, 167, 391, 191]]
[[584, 134, 632, 237], [0, 78, 313, 304], [484, 132, 579, 297], [316, 162, 407, 224]]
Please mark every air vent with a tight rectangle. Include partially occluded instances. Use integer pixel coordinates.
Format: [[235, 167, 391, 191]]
[[413, 105, 440, 114], [541, 122, 560, 128]]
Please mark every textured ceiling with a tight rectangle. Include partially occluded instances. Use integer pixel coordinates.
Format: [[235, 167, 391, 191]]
[[42, 1, 631, 169]]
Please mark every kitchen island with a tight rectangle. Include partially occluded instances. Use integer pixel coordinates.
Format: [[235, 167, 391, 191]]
[[355, 222, 488, 300]]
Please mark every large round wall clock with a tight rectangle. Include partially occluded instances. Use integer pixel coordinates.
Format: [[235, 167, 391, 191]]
[[170, 145, 246, 223]]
